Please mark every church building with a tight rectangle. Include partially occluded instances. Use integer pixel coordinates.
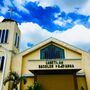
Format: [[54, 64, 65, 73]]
[[0, 19, 90, 90]]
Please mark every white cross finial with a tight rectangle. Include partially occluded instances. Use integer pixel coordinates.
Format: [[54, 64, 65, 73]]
[[8, 8, 14, 19]]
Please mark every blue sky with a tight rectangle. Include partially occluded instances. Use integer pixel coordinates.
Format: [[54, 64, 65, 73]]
[[0, 0, 90, 52]]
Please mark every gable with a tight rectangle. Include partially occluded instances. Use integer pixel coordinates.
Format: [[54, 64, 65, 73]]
[[21, 37, 85, 56], [23, 42, 82, 60]]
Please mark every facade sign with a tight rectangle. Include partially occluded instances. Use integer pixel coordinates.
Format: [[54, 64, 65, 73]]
[[38, 60, 74, 69]]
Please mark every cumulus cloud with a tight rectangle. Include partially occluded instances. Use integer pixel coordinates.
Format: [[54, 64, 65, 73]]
[[18, 22, 51, 51], [0, 16, 4, 22], [53, 25, 90, 42], [0, 0, 90, 31], [29, 0, 90, 16], [37, 0, 90, 15], [80, 0, 90, 15], [31, 0, 88, 14], [53, 25, 90, 51], [19, 22, 90, 52], [54, 0, 87, 13], [54, 18, 72, 27], [12, 0, 29, 13]]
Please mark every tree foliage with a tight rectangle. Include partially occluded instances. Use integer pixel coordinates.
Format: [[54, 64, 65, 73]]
[[3, 72, 27, 90], [26, 82, 42, 90]]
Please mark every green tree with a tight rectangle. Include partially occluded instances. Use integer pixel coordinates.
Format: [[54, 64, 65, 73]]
[[81, 86, 84, 90], [3, 72, 27, 90], [26, 82, 42, 90]]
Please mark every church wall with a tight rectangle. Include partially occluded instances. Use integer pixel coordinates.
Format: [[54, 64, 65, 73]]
[[0, 21, 21, 90], [21, 43, 83, 90], [77, 76, 87, 90], [0, 72, 2, 86], [11, 54, 22, 75], [22, 49, 40, 74], [82, 52, 90, 90], [12, 23, 21, 54], [65, 49, 81, 59], [2, 51, 13, 90], [22, 44, 82, 75], [52, 43, 82, 59], [23, 43, 82, 61], [21, 44, 82, 72], [0, 22, 16, 51]]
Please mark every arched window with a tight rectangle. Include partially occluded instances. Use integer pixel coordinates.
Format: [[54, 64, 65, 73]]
[[40, 45, 65, 59]]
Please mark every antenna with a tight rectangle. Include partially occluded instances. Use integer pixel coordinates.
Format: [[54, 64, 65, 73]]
[[8, 8, 14, 19]]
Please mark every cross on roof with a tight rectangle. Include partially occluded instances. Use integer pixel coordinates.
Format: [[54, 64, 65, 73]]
[[8, 8, 14, 19]]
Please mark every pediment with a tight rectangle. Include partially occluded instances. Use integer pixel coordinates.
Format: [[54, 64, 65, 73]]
[[21, 37, 86, 56]]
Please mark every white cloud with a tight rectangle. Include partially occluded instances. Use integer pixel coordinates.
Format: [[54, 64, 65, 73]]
[[0, 0, 29, 15], [19, 22, 90, 52], [54, 0, 87, 13], [55, 25, 90, 43], [18, 22, 51, 51], [38, 0, 54, 8], [54, 18, 72, 26], [3, 0, 13, 7], [23, 0, 54, 8], [12, 0, 29, 14], [52, 25, 90, 51], [0, 7, 9, 15], [20, 0, 90, 15], [54, 20, 63, 26], [12, 0, 90, 15], [29, 0, 90, 15], [80, 0, 90, 15], [1, 0, 89, 15], [0, 16, 4, 22], [1, 0, 12, 15], [29, 0, 88, 13]]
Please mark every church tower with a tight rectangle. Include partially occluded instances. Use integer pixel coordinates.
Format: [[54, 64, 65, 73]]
[[0, 19, 21, 90]]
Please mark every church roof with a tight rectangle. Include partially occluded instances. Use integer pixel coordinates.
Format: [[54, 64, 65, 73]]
[[20, 37, 89, 56], [2, 19, 17, 23]]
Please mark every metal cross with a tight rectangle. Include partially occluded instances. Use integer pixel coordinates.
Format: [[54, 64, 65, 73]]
[[8, 8, 14, 19]]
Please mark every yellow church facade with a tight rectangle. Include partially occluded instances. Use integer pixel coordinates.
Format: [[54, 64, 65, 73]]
[[0, 19, 90, 90]]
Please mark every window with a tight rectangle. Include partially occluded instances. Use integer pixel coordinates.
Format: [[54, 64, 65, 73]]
[[0, 56, 5, 70], [5, 30, 9, 43], [14, 33, 20, 48], [0, 30, 9, 43], [14, 33, 17, 46], [40, 45, 65, 59], [17, 36, 20, 48]]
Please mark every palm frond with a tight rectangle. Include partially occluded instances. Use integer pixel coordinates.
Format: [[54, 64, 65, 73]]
[[3, 77, 14, 85], [3, 71, 27, 90], [19, 76, 27, 84], [9, 72, 19, 79]]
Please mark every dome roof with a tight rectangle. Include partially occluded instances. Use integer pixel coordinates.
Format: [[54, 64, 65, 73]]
[[2, 19, 17, 23]]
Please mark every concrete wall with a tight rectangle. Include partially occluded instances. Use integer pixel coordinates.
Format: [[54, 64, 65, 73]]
[[77, 76, 87, 90], [0, 21, 21, 90], [82, 52, 90, 90]]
